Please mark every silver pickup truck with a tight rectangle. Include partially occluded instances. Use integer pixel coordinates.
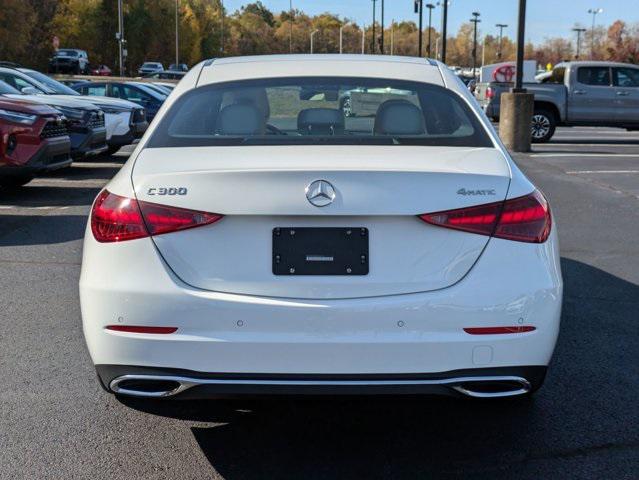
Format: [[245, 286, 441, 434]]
[[475, 61, 639, 142]]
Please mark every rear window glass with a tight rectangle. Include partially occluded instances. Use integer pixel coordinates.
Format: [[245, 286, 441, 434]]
[[147, 77, 492, 148], [577, 67, 611, 86]]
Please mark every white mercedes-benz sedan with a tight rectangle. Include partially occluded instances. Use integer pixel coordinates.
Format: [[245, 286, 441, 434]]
[[80, 55, 562, 400]]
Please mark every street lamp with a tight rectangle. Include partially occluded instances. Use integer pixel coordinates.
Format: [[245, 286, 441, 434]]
[[117, 0, 124, 76], [496, 23, 508, 60], [573, 27, 586, 59], [175, 0, 179, 67], [289, 0, 293, 53], [426, 3, 435, 58], [587, 7, 603, 59], [361, 25, 366, 54], [414, 1, 423, 57], [371, 0, 377, 54], [310, 29, 319, 54], [437, 0, 450, 63], [340, 22, 350, 54], [470, 12, 481, 79]]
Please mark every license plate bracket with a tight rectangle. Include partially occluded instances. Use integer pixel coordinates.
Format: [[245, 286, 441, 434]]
[[273, 227, 369, 276]]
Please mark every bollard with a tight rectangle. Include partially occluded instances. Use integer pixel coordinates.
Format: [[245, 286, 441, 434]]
[[499, 92, 534, 152]]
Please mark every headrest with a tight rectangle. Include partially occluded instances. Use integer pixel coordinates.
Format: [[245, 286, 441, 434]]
[[374, 100, 426, 135], [227, 87, 270, 120], [217, 103, 264, 136], [297, 108, 345, 135]]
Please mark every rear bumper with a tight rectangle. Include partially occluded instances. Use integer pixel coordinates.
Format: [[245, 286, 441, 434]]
[[0, 136, 71, 176], [98, 365, 547, 399], [80, 224, 563, 385]]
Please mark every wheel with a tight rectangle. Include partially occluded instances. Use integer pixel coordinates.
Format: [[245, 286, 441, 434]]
[[0, 175, 34, 188], [341, 97, 354, 117], [531, 108, 556, 143]]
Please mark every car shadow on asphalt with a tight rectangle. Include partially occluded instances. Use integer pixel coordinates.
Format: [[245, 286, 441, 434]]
[[0, 186, 101, 208], [115, 257, 639, 478], [0, 214, 88, 246]]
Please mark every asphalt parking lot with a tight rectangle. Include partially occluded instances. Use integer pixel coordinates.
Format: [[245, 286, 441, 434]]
[[1, 127, 638, 479]]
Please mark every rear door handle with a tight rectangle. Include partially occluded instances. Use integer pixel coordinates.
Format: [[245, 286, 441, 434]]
[[573, 89, 587, 95], [616, 91, 631, 96]]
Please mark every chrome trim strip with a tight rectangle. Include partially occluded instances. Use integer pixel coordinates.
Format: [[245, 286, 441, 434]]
[[109, 374, 531, 399]]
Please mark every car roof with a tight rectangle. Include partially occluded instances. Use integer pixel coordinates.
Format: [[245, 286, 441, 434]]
[[197, 54, 444, 87]]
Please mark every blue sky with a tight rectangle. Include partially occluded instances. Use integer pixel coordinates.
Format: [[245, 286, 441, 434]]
[[222, 0, 631, 44]]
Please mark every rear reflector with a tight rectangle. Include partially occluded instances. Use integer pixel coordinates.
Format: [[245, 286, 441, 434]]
[[464, 326, 536, 335], [418, 190, 551, 243], [106, 325, 178, 334], [91, 190, 223, 242]]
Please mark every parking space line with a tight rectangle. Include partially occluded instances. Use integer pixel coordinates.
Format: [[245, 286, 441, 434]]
[[566, 170, 639, 174], [530, 153, 639, 158]]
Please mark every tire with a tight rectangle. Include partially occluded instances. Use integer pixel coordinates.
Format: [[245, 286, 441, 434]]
[[106, 145, 120, 156], [0, 175, 34, 188], [531, 108, 556, 143], [341, 97, 354, 117]]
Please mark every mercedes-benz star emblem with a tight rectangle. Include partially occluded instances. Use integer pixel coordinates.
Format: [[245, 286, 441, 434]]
[[305, 180, 336, 207]]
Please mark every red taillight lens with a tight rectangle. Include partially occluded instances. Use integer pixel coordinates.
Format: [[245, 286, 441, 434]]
[[418, 190, 551, 243], [91, 190, 223, 243], [486, 87, 494, 99], [464, 326, 536, 335], [106, 325, 177, 334]]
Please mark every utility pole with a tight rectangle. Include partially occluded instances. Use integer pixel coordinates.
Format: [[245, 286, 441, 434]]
[[339, 22, 349, 54], [573, 27, 586, 59], [175, 0, 179, 67], [117, 0, 124, 76], [390, 19, 394, 55], [426, 3, 435, 57], [220, 0, 225, 54], [289, 0, 293, 53], [470, 12, 481, 79], [414, 1, 423, 57], [310, 29, 318, 54], [361, 25, 366, 54], [380, 0, 384, 53], [496, 23, 508, 60], [371, 0, 377, 53], [440, 0, 448, 63], [587, 8, 603, 59], [498, 0, 533, 152]]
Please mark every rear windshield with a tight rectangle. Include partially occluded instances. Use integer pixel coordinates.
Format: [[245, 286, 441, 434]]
[[147, 76, 492, 148]]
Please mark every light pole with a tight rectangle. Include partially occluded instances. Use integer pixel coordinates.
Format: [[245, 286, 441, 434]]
[[117, 0, 124, 76], [482, 35, 488, 66], [573, 27, 586, 59], [435, 37, 441, 59], [339, 22, 349, 54], [220, 0, 224, 54], [587, 7, 603, 59], [470, 12, 481, 79], [414, 1, 423, 57], [380, 0, 385, 53], [371, 0, 377, 53], [426, 3, 435, 57], [310, 29, 318, 54], [438, 0, 449, 63], [361, 25, 366, 54], [175, 0, 179, 67], [390, 19, 395, 55], [289, 0, 293, 53], [496, 23, 508, 60]]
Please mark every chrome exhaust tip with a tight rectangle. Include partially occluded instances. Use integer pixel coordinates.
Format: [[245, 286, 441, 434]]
[[451, 376, 531, 398], [108, 374, 532, 399]]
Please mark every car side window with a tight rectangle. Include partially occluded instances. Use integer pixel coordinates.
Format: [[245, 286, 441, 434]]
[[577, 67, 611, 86], [113, 85, 150, 103], [87, 85, 107, 96], [613, 68, 639, 87]]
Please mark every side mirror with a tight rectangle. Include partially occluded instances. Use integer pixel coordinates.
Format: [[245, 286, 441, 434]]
[[21, 86, 41, 95]]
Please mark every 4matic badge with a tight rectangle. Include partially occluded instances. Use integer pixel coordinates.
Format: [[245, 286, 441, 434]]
[[457, 188, 496, 196]]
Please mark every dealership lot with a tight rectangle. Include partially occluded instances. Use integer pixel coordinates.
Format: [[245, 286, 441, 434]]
[[0, 127, 638, 479]]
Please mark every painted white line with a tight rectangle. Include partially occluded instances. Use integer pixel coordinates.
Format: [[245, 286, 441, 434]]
[[530, 153, 639, 158], [566, 170, 639, 174]]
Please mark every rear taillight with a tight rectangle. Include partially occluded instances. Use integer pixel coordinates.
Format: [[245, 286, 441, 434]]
[[91, 190, 223, 243], [418, 190, 551, 243], [486, 86, 494, 99]]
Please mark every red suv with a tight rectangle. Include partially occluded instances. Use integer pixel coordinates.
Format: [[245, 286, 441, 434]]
[[0, 97, 72, 188]]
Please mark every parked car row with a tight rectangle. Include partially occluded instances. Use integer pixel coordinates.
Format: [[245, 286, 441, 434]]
[[0, 66, 154, 188]]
